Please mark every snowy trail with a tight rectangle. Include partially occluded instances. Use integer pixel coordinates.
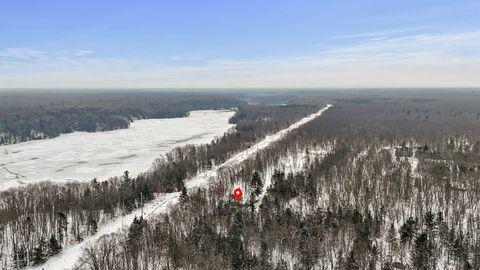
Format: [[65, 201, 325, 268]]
[[29, 193, 180, 270], [29, 104, 332, 270]]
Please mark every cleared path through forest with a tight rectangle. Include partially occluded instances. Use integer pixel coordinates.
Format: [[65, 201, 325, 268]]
[[29, 104, 332, 270]]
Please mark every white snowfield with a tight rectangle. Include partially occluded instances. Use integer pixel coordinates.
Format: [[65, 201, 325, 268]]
[[28, 104, 332, 270], [0, 110, 235, 191]]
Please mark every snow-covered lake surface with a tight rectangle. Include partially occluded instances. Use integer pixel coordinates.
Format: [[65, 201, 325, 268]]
[[0, 110, 235, 191]]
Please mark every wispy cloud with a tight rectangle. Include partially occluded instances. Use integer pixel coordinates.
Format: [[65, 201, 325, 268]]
[[170, 55, 205, 61], [0, 48, 136, 74], [72, 50, 94, 57], [0, 48, 47, 60], [1, 30, 480, 88], [331, 27, 432, 40]]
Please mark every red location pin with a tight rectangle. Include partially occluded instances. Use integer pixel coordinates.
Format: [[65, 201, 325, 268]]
[[233, 187, 243, 200]]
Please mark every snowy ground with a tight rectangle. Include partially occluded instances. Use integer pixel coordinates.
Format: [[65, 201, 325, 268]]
[[257, 145, 332, 209], [0, 110, 235, 191], [28, 104, 332, 270]]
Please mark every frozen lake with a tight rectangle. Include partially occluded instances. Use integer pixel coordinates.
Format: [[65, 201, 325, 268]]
[[0, 110, 235, 191]]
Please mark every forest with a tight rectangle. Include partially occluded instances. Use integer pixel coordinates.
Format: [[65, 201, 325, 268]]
[[1, 89, 480, 269], [72, 90, 480, 269]]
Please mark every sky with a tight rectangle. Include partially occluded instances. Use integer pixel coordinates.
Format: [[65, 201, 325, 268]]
[[0, 0, 479, 88]]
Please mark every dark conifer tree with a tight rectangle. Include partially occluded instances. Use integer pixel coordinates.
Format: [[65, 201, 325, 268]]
[[48, 235, 62, 255], [251, 171, 263, 197], [179, 186, 189, 203], [12, 245, 27, 269], [32, 238, 47, 265], [345, 250, 360, 270], [413, 232, 433, 269]]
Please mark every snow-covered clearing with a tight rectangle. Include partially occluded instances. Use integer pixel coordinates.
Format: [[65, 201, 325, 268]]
[[257, 145, 332, 209], [0, 110, 235, 191], [29, 104, 332, 270]]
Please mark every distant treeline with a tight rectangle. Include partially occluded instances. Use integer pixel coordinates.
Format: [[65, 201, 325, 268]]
[[0, 90, 244, 145]]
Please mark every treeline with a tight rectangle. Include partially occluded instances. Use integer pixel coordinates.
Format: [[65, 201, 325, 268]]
[[0, 90, 244, 145], [0, 103, 319, 269], [75, 93, 480, 269]]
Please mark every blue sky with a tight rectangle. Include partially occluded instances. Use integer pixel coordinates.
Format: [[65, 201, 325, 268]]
[[1, 0, 479, 88]]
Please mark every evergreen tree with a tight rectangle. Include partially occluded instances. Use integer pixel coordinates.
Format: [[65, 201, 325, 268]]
[[12, 245, 27, 269], [207, 159, 213, 170], [57, 212, 68, 243], [228, 212, 246, 269], [424, 211, 435, 232], [128, 217, 145, 248], [175, 174, 185, 192], [305, 172, 317, 200], [345, 250, 360, 270], [179, 186, 189, 203], [87, 213, 98, 234], [123, 170, 131, 181], [251, 171, 263, 197], [32, 238, 47, 265], [48, 235, 62, 255], [413, 232, 433, 269], [140, 181, 154, 201], [127, 217, 145, 269], [400, 217, 417, 245]]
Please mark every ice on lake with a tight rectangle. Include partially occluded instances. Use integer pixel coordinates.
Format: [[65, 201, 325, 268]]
[[0, 110, 235, 191]]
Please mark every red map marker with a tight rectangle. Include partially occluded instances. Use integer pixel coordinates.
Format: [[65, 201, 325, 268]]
[[233, 187, 243, 200]]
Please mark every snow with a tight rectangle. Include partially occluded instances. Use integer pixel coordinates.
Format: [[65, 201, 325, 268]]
[[0, 110, 235, 191], [27, 104, 332, 270]]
